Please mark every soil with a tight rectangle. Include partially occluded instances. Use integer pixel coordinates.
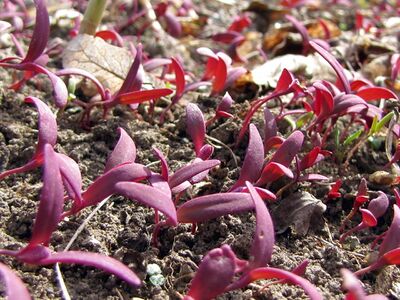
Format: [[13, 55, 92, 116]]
[[1, 1, 400, 300]]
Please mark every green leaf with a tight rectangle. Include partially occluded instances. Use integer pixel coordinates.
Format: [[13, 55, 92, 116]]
[[296, 112, 314, 129], [343, 129, 363, 147], [375, 111, 394, 133]]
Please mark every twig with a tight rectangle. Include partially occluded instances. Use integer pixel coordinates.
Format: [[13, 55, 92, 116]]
[[206, 134, 238, 168]]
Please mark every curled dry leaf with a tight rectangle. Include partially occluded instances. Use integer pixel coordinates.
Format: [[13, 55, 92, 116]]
[[63, 34, 133, 94], [271, 191, 326, 235], [251, 54, 336, 88]]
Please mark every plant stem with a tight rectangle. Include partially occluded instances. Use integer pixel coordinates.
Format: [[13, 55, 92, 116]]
[[79, 0, 107, 35]]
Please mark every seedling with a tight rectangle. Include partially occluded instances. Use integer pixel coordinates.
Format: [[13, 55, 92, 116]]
[[0, 0, 68, 107]]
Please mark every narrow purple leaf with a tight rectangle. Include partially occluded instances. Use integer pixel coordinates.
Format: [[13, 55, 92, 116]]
[[148, 173, 172, 198], [230, 124, 264, 191], [164, 12, 182, 37], [186, 103, 206, 156], [271, 130, 304, 167], [169, 159, 220, 189], [341, 268, 367, 299], [29, 144, 64, 247], [0, 262, 31, 300], [217, 92, 234, 115], [21, 63, 68, 107], [298, 174, 329, 181], [310, 41, 351, 94], [185, 245, 236, 300], [117, 44, 143, 96], [115, 182, 176, 224], [244, 267, 323, 300], [264, 107, 277, 148], [56, 153, 83, 206], [367, 192, 389, 219], [38, 249, 141, 287], [23, 0, 49, 63], [104, 128, 136, 172], [56, 68, 107, 100], [246, 182, 275, 269], [177, 192, 253, 223], [24, 96, 57, 153], [379, 204, 400, 257], [152, 147, 169, 180], [80, 163, 151, 210], [285, 15, 310, 54], [143, 58, 172, 72], [197, 47, 218, 59], [171, 57, 186, 103], [256, 162, 294, 186]]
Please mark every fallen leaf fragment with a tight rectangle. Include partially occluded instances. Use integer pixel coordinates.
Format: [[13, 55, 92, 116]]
[[62, 34, 133, 94], [271, 191, 326, 235]]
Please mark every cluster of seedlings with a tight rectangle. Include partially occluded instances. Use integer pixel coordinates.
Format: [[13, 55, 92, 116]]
[[0, 0, 400, 299]]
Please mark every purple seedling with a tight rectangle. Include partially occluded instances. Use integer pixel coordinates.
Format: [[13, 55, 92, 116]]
[[0, 144, 141, 288], [206, 92, 235, 126], [341, 269, 388, 299], [0, 0, 68, 107], [340, 178, 369, 232], [0, 262, 31, 300], [355, 204, 400, 276], [340, 192, 389, 243], [182, 182, 322, 300], [0, 97, 57, 181]]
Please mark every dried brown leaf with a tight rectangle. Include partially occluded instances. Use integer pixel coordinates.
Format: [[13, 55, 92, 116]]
[[271, 191, 326, 235], [62, 34, 132, 94]]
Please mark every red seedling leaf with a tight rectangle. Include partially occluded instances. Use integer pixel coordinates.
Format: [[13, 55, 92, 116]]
[[299, 146, 321, 171], [56, 153, 83, 206], [350, 79, 372, 91], [355, 178, 368, 203], [383, 247, 400, 265], [186, 103, 206, 156], [246, 182, 275, 269], [264, 107, 278, 149], [256, 162, 294, 186], [177, 192, 254, 223], [270, 130, 304, 167], [114, 182, 177, 225], [24, 96, 57, 153], [379, 205, 400, 257], [313, 82, 334, 119], [310, 41, 351, 94], [356, 87, 398, 102], [23, 0, 49, 63], [367, 191, 389, 219], [118, 88, 173, 105], [212, 31, 242, 44], [341, 268, 367, 299], [185, 245, 236, 299], [169, 159, 220, 189], [95, 29, 124, 46], [228, 14, 251, 32], [152, 147, 169, 181], [19, 63, 68, 107], [217, 92, 234, 115], [117, 44, 143, 96], [164, 12, 182, 38], [285, 15, 310, 54], [211, 56, 228, 95], [245, 267, 323, 300], [360, 208, 377, 227], [29, 144, 64, 247], [328, 179, 342, 199], [105, 128, 136, 172], [0, 262, 31, 300], [275, 68, 296, 94], [79, 163, 152, 211], [143, 58, 172, 72], [264, 136, 285, 153], [171, 57, 186, 103], [230, 124, 264, 191], [33, 247, 141, 287]]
